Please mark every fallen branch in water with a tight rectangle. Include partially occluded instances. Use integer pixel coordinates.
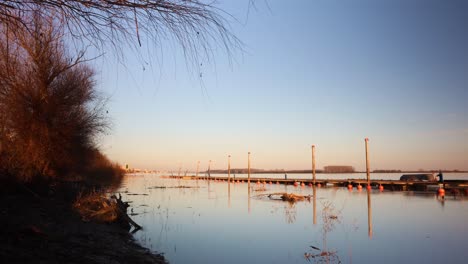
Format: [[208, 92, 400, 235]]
[[147, 186, 200, 189], [73, 192, 142, 231], [255, 192, 312, 203], [112, 194, 142, 231]]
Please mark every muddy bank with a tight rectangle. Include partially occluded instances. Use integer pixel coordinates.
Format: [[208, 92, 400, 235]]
[[0, 182, 165, 263]]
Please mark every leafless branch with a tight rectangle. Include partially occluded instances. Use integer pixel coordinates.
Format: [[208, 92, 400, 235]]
[[0, 1, 243, 65]]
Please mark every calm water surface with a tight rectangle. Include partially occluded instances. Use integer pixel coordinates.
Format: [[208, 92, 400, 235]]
[[119, 173, 468, 264]]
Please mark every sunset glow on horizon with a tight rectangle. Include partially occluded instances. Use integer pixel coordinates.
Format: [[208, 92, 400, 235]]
[[97, 0, 468, 172]]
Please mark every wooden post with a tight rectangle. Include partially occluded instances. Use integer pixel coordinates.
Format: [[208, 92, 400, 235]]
[[248, 152, 251, 184], [208, 160, 211, 179], [312, 145, 316, 185], [228, 155, 231, 183], [365, 138, 370, 185], [196, 161, 200, 177]]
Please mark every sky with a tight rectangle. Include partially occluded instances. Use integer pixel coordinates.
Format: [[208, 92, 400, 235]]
[[92, 0, 467, 172]]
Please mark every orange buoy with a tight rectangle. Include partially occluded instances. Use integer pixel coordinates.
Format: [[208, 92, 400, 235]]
[[438, 188, 445, 196], [309, 183, 313, 187], [294, 182, 299, 187], [357, 184, 363, 191], [347, 184, 353, 189], [379, 185, 384, 191], [367, 185, 372, 190], [269, 181, 272, 184], [276, 181, 280, 184], [301, 182, 305, 187], [317, 183, 322, 187]]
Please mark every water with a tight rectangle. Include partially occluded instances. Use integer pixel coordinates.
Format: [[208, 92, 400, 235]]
[[119, 173, 468, 264]]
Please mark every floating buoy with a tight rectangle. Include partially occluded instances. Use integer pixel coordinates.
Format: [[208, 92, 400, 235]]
[[301, 182, 305, 187], [309, 183, 313, 187], [357, 184, 363, 191], [347, 184, 353, 189], [269, 181, 272, 184], [276, 181, 280, 184], [379, 185, 384, 191], [367, 185, 372, 190], [438, 188, 445, 196], [256, 181, 260, 185], [294, 182, 299, 187], [317, 183, 322, 187]]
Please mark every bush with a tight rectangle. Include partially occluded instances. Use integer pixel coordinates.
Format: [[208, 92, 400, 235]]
[[0, 13, 121, 187]]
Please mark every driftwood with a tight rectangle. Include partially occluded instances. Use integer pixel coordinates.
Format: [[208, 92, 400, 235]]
[[255, 192, 312, 203], [111, 194, 142, 231], [74, 193, 142, 231], [147, 186, 200, 189]]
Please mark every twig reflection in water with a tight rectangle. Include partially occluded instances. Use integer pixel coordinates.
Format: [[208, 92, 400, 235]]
[[285, 203, 297, 224], [304, 201, 341, 263]]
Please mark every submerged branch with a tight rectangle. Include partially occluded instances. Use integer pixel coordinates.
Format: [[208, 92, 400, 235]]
[[255, 192, 312, 203]]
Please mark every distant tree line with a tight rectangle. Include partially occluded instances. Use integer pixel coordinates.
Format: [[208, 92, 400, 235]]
[[373, 169, 402, 173], [323, 166, 355, 173]]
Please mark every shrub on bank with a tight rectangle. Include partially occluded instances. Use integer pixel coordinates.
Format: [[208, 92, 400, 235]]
[[0, 13, 122, 189]]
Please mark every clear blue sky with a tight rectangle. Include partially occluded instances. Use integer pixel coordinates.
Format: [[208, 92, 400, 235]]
[[94, 0, 468, 172]]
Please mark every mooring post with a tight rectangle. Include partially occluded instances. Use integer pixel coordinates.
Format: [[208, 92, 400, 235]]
[[312, 144, 316, 185], [196, 161, 200, 177], [208, 160, 211, 180], [248, 152, 251, 184], [228, 155, 231, 183], [365, 138, 370, 186]]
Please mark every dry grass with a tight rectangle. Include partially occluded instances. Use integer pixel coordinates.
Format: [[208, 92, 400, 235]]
[[73, 192, 118, 223]]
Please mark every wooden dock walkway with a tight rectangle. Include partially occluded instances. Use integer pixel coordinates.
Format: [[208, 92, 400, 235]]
[[167, 175, 468, 193]]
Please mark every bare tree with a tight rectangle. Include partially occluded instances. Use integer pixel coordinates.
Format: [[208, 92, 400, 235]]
[[0, 14, 108, 181], [0, 0, 242, 64]]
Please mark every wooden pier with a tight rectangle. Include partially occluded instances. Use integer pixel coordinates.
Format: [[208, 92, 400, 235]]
[[168, 175, 468, 193]]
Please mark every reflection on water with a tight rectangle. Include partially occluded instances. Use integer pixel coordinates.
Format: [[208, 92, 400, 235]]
[[313, 186, 317, 225], [367, 190, 373, 238], [121, 174, 468, 264]]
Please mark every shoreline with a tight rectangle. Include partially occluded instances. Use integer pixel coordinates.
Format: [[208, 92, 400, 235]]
[[0, 182, 165, 263]]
